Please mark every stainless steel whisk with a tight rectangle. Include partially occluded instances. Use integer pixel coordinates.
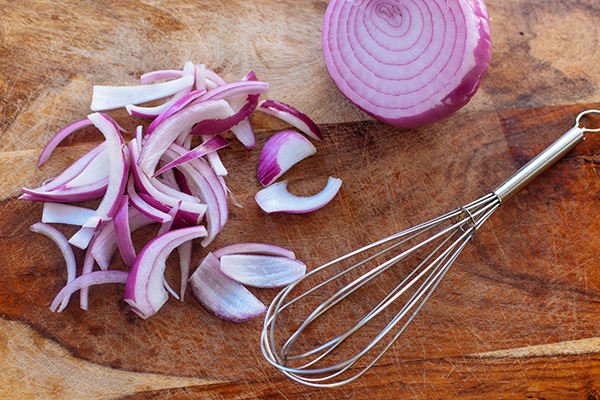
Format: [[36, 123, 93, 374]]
[[261, 110, 600, 388]]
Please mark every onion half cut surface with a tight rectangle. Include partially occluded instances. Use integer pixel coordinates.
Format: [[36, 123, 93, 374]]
[[322, 0, 491, 128]]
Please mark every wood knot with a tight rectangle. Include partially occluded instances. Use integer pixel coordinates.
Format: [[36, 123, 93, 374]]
[[587, 389, 600, 400]]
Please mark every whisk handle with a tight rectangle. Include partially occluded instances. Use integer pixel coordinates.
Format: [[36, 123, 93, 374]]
[[493, 126, 585, 203]]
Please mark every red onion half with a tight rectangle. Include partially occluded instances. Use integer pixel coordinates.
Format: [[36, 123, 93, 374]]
[[322, 0, 491, 128]]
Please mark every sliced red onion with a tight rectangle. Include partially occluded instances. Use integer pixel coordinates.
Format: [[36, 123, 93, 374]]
[[163, 278, 180, 300], [62, 147, 110, 188], [145, 89, 207, 136], [204, 68, 227, 86], [220, 254, 306, 288], [124, 226, 207, 319], [196, 80, 268, 103], [50, 271, 129, 312], [230, 118, 256, 149], [126, 62, 196, 117], [255, 177, 342, 214], [213, 243, 296, 260], [113, 195, 136, 266], [140, 69, 183, 84], [158, 201, 180, 235], [257, 130, 317, 186], [21, 179, 108, 203], [80, 231, 100, 310], [161, 148, 220, 244], [177, 241, 192, 300], [205, 143, 228, 177], [129, 140, 207, 218], [68, 224, 99, 250], [30, 222, 76, 312], [37, 118, 93, 167], [258, 100, 323, 141], [153, 135, 229, 177], [91, 66, 195, 111], [163, 144, 227, 244], [39, 143, 106, 191], [188, 253, 266, 322], [175, 170, 192, 196], [137, 193, 195, 227], [195, 64, 206, 91], [85, 112, 128, 221], [135, 126, 143, 154], [127, 177, 173, 223], [322, 0, 492, 128], [157, 168, 179, 189], [139, 100, 233, 174], [42, 203, 96, 226], [91, 206, 155, 270]]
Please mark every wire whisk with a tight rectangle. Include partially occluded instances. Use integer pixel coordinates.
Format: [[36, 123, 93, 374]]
[[261, 110, 600, 388]]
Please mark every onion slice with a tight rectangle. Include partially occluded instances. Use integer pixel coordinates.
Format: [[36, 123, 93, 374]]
[[30, 222, 76, 312], [50, 271, 129, 312], [322, 0, 492, 128], [37, 119, 93, 167], [178, 241, 192, 300], [188, 253, 267, 322], [139, 100, 233, 175], [91, 206, 155, 270], [213, 243, 296, 259], [141, 69, 183, 84], [257, 130, 316, 186], [153, 136, 229, 177], [258, 100, 323, 141], [113, 195, 137, 266], [124, 226, 207, 319], [42, 203, 96, 226], [255, 177, 342, 214], [91, 67, 195, 111], [220, 254, 306, 288]]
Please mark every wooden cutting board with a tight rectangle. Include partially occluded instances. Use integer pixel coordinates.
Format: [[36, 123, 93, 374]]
[[2, 0, 600, 398]]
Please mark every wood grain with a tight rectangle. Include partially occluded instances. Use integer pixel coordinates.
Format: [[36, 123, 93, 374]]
[[2, 0, 600, 399]]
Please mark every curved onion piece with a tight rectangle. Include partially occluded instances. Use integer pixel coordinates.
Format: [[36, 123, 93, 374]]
[[188, 253, 266, 322], [137, 192, 196, 227], [113, 195, 136, 266], [190, 87, 260, 137], [91, 69, 194, 111], [255, 177, 342, 214], [139, 100, 233, 174], [258, 100, 323, 141], [21, 178, 108, 203], [127, 177, 173, 223], [196, 80, 268, 104], [129, 140, 206, 218], [91, 206, 155, 270], [42, 203, 96, 226], [257, 130, 317, 186], [63, 148, 110, 188], [124, 226, 207, 319], [163, 144, 227, 245], [30, 222, 76, 312], [204, 68, 227, 86], [220, 254, 306, 288], [50, 271, 129, 312], [126, 62, 196, 117], [85, 113, 128, 221], [158, 201, 180, 235], [145, 89, 207, 136], [195, 64, 206, 91], [213, 243, 296, 260], [79, 232, 100, 310], [68, 223, 100, 250], [140, 69, 183, 84], [178, 241, 192, 300], [39, 143, 106, 191], [37, 119, 93, 167], [153, 136, 229, 177], [322, 0, 492, 128]]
